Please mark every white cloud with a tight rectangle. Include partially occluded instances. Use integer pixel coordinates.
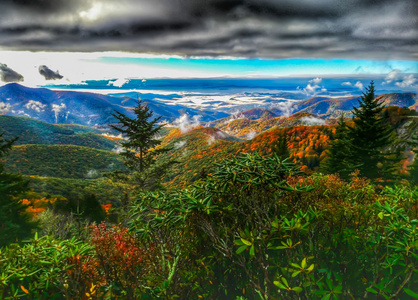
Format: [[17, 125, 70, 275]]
[[224, 111, 244, 124], [25, 100, 47, 112], [383, 70, 417, 88], [86, 169, 100, 179], [270, 101, 295, 117], [298, 77, 327, 97], [0, 102, 11, 113], [112, 145, 124, 154], [341, 81, 352, 86], [108, 78, 130, 88], [207, 135, 216, 145], [309, 77, 322, 85], [174, 140, 186, 149], [246, 131, 257, 140], [385, 69, 401, 84], [51, 103, 67, 123], [172, 114, 202, 133], [395, 74, 417, 88], [301, 116, 326, 126], [354, 81, 364, 90]]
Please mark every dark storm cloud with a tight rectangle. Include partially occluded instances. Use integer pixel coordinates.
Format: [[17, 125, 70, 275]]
[[0, 63, 24, 82], [38, 65, 63, 80], [0, 0, 416, 59]]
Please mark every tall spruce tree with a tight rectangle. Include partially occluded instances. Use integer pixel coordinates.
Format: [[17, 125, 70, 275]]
[[0, 133, 36, 247], [272, 130, 290, 160], [110, 100, 171, 190], [347, 81, 399, 180], [321, 115, 354, 180], [408, 123, 418, 184]]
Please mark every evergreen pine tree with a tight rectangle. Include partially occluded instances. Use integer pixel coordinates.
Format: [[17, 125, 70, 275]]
[[273, 130, 290, 160], [0, 133, 36, 247], [347, 81, 399, 180], [408, 123, 418, 184], [110, 100, 172, 190], [321, 115, 354, 180]]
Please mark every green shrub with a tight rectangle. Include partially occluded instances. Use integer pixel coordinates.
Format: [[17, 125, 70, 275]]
[[129, 153, 417, 299]]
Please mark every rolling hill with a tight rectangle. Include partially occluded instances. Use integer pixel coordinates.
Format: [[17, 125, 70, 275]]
[[0, 116, 118, 151], [5, 144, 124, 179]]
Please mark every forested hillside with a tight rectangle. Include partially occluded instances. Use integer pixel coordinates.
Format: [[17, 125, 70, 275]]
[[0, 116, 118, 150], [4, 144, 124, 178]]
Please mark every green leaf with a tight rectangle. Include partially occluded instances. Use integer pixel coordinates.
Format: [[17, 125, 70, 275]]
[[274, 246, 287, 250], [234, 239, 244, 246], [281, 277, 289, 287], [301, 258, 307, 268], [273, 281, 286, 290], [291, 271, 301, 278], [236, 245, 248, 254], [292, 287, 303, 293], [307, 264, 315, 272], [404, 289, 418, 298], [241, 238, 252, 246], [249, 245, 255, 257], [321, 294, 331, 300], [290, 262, 300, 269], [366, 288, 378, 294], [378, 212, 384, 219]]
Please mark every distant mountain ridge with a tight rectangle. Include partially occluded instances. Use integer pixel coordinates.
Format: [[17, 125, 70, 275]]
[[0, 83, 131, 126], [0, 83, 415, 129], [295, 93, 417, 118], [0, 83, 228, 126]]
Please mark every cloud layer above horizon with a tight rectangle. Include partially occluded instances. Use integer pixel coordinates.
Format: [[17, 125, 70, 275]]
[[0, 0, 416, 59]]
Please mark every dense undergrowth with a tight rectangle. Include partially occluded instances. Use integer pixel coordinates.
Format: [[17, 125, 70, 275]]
[[1, 153, 417, 299]]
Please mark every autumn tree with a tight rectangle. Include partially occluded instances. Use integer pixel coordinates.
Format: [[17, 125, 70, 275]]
[[110, 100, 171, 190], [0, 133, 36, 247]]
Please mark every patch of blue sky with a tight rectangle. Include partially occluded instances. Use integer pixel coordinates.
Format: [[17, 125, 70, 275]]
[[96, 56, 417, 77]]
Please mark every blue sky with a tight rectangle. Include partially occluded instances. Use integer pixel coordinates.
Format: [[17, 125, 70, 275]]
[[97, 56, 417, 77]]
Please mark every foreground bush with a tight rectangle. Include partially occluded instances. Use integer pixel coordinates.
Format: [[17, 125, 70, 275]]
[[0, 234, 93, 299], [0, 225, 157, 299], [130, 153, 418, 299], [1, 153, 417, 299]]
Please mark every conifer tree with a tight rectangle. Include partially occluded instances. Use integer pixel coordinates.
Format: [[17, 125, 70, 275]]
[[321, 115, 354, 180], [0, 133, 36, 247], [347, 81, 399, 180], [272, 130, 290, 160], [408, 124, 418, 184], [110, 100, 171, 190]]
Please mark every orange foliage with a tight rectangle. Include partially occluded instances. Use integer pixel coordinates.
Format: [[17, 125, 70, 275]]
[[21, 197, 57, 218], [101, 204, 112, 215]]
